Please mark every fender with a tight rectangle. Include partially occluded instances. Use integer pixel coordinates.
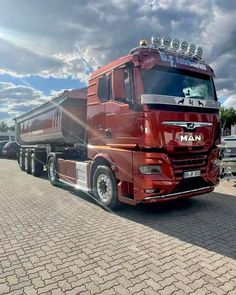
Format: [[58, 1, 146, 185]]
[[92, 153, 118, 173]]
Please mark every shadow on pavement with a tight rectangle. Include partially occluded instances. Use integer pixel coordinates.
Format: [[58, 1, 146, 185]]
[[39, 172, 236, 260], [116, 193, 236, 260], [70, 188, 236, 260]]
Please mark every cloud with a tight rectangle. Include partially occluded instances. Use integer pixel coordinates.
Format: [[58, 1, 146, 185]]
[[0, 82, 43, 102], [0, 1, 235, 104], [223, 94, 236, 108], [0, 81, 49, 121], [0, 39, 91, 82]]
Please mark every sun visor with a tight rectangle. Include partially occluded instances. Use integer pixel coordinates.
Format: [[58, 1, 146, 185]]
[[141, 57, 159, 70]]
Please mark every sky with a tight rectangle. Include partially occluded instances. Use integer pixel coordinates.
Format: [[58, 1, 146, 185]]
[[0, 0, 236, 124]]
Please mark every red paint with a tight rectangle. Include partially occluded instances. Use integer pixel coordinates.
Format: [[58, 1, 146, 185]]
[[15, 89, 87, 145], [15, 46, 220, 205]]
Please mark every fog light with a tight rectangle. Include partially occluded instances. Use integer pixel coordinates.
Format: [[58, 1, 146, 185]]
[[145, 189, 156, 194]]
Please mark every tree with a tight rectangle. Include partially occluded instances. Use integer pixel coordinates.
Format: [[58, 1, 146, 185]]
[[8, 125, 15, 131], [219, 107, 236, 130], [0, 121, 9, 132], [0, 121, 15, 132]]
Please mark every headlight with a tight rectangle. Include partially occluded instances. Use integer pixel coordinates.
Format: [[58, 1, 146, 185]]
[[139, 165, 162, 175]]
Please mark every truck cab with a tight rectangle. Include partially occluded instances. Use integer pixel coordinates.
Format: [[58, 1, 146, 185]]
[[86, 38, 220, 206], [15, 35, 221, 209]]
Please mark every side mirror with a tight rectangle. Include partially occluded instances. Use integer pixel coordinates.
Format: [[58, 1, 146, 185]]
[[112, 68, 125, 100], [98, 76, 109, 102]]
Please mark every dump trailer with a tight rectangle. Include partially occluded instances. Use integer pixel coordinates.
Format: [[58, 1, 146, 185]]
[[15, 35, 221, 209]]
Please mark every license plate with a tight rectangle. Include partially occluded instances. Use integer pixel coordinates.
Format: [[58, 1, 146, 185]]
[[183, 170, 201, 179]]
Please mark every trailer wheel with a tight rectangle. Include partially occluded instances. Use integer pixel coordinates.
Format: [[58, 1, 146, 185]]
[[24, 151, 31, 174], [31, 153, 44, 177], [48, 157, 59, 186], [19, 150, 25, 171], [92, 165, 119, 210]]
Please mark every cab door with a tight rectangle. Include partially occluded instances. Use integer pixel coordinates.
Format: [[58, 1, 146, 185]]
[[105, 68, 140, 147]]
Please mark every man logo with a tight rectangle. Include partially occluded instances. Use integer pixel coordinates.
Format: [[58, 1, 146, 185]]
[[180, 134, 202, 142], [186, 122, 195, 129]]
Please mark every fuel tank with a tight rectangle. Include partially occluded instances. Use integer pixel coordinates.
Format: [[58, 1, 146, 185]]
[[15, 88, 87, 145]]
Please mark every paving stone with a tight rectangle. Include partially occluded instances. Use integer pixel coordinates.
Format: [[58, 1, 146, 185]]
[[0, 160, 235, 295]]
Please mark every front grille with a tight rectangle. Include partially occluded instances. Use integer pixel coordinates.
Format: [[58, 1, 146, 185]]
[[169, 153, 208, 179]]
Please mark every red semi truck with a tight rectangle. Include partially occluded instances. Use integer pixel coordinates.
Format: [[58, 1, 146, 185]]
[[15, 35, 221, 209]]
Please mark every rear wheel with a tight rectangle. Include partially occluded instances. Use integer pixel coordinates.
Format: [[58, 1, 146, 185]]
[[31, 152, 44, 177], [24, 151, 31, 174], [19, 150, 25, 171], [92, 165, 119, 210], [48, 156, 59, 185]]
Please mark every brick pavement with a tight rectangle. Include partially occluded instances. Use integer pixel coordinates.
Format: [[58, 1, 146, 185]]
[[0, 159, 235, 295]]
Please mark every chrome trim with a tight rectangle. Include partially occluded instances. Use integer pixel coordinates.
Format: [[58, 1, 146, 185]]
[[141, 94, 220, 109], [59, 179, 90, 191], [162, 121, 212, 129], [144, 186, 213, 200]]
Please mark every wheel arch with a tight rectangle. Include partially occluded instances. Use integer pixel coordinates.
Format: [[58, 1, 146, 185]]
[[90, 154, 118, 185], [47, 152, 64, 163]]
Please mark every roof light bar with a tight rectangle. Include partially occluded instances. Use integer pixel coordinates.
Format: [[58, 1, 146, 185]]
[[171, 38, 180, 52], [161, 35, 171, 49], [151, 33, 161, 48], [180, 41, 188, 54], [131, 34, 204, 60], [188, 43, 196, 56], [195, 46, 203, 59]]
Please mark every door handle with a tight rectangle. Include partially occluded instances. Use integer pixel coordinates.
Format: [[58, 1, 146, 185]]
[[105, 129, 112, 138]]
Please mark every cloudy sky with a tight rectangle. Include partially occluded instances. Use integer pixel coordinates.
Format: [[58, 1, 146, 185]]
[[0, 0, 235, 123]]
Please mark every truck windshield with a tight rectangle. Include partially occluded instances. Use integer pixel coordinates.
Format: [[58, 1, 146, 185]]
[[141, 65, 216, 100]]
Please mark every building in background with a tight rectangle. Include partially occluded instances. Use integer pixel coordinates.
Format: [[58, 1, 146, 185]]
[[0, 131, 15, 141]]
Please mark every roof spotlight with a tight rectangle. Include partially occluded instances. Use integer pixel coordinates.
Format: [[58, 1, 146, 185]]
[[180, 41, 188, 54], [195, 46, 203, 59], [151, 33, 161, 48], [140, 39, 148, 47], [161, 35, 171, 49], [171, 39, 180, 52], [188, 43, 196, 56]]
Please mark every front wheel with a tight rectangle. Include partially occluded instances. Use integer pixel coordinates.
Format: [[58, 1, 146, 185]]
[[92, 165, 119, 210], [47, 156, 59, 186]]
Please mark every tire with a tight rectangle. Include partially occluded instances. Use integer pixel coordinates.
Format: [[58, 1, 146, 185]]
[[47, 156, 59, 186], [92, 165, 119, 210], [19, 150, 25, 171], [24, 151, 31, 174], [31, 152, 44, 177]]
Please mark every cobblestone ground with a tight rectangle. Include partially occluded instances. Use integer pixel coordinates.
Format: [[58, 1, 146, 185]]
[[0, 159, 236, 295]]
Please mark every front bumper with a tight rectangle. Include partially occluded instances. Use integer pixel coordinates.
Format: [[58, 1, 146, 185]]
[[131, 150, 219, 204], [142, 186, 214, 203]]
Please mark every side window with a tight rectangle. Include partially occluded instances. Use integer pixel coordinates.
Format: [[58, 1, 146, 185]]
[[98, 76, 109, 102], [108, 75, 113, 100], [124, 69, 132, 102]]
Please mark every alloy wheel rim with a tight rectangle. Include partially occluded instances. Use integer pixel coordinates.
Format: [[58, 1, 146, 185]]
[[19, 155, 22, 167], [31, 156, 35, 173], [96, 173, 112, 203], [49, 161, 56, 181], [25, 156, 28, 170]]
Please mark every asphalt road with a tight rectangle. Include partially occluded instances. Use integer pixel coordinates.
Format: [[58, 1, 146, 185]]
[[0, 159, 235, 295]]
